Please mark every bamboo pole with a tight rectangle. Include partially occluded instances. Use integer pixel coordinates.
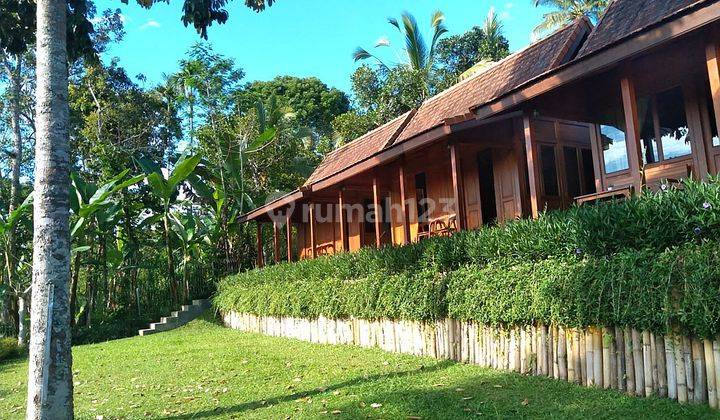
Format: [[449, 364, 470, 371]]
[[705, 339, 717, 409], [655, 334, 667, 398], [625, 328, 635, 396], [602, 327, 612, 389], [642, 330, 653, 397], [692, 338, 706, 404], [632, 329, 644, 396], [675, 335, 688, 404], [713, 340, 720, 408], [558, 326, 567, 381], [615, 327, 625, 391], [552, 326, 559, 379], [580, 331, 588, 386], [683, 336, 694, 403], [593, 328, 603, 388], [585, 329, 595, 387], [567, 329, 575, 383], [666, 334, 677, 400], [574, 330, 583, 385]]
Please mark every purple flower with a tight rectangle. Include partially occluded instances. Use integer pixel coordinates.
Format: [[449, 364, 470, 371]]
[[703, 202, 712, 210], [575, 248, 583, 256], [661, 184, 668, 191], [694, 227, 702, 236]]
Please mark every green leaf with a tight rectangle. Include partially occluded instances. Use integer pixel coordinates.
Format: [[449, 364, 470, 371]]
[[167, 154, 201, 193]]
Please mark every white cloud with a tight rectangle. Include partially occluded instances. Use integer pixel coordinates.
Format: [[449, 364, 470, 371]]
[[139, 20, 161, 30], [375, 37, 390, 48]]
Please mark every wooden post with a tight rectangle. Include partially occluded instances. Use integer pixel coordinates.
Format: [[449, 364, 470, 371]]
[[309, 203, 316, 259], [338, 189, 347, 251], [620, 77, 644, 191], [273, 221, 280, 263], [286, 213, 292, 262], [449, 142, 465, 230], [372, 176, 382, 248], [522, 115, 541, 218], [706, 42, 720, 143], [256, 222, 264, 268], [398, 162, 411, 244], [705, 339, 717, 409]]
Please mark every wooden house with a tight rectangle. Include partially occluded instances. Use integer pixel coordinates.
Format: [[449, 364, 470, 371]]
[[242, 0, 720, 265]]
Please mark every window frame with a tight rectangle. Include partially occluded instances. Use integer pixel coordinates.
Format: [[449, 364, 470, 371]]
[[637, 85, 694, 167]]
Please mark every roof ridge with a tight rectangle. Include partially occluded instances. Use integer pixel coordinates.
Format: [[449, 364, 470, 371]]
[[382, 108, 417, 149], [411, 19, 584, 110]]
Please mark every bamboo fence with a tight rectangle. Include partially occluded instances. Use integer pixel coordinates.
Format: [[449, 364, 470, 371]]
[[222, 312, 720, 408]]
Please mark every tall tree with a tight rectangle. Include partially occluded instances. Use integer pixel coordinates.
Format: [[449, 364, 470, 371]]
[[354, 10, 447, 99], [28, 0, 274, 418], [533, 0, 610, 36]]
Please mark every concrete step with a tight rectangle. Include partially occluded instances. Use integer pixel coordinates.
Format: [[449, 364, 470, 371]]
[[138, 299, 210, 336]]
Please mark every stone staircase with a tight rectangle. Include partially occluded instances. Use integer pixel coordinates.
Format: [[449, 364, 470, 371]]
[[139, 299, 211, 336]]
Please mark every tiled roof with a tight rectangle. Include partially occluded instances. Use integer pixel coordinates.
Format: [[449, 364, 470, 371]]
[[393, 18, 591, 143], [303, 111, 414, 186], [577, 0, 712, 58]]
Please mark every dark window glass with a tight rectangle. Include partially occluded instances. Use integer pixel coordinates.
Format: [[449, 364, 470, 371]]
[[363, 199, 374, 233], [540, 145, 559, 197], [638, 96, 659, 164], [581, 148, 596, 194], [563, 147, 581, 199], [656, 87, 691, 160], [706, 90, 720, 147], [414, 173, 429, 223], [597, 94, 629, 173]]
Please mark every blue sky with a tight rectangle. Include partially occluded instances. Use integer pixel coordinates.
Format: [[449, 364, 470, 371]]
[[95, 1, 550, 93]]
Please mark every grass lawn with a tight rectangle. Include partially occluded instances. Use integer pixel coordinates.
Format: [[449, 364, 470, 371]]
[[1, 315, 718, 419]]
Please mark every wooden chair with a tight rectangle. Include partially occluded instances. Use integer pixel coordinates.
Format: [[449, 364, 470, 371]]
[[575, 186, 634, 206], [315, 242, 335, 256]]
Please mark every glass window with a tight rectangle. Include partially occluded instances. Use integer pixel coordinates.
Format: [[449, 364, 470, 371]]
[[638, 96, 659, 164], [581, 149, 596, 194], [656, 87, 691, 160], [706, 90, 720, 147], [598, 102, 629, 173], [540, 145, 559, 196], [563, 147, 581, 199]]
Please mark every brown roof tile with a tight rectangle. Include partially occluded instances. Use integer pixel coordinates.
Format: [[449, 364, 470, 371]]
[[578, 0, 712, 58], [394, 18, 591, 143], [303, 111, 414, 186]]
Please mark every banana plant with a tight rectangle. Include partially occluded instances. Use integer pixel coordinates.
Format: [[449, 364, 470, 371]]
[[169, 211, 211, 302], [136, 153, 202, 304], [69, 170, 144, 326]]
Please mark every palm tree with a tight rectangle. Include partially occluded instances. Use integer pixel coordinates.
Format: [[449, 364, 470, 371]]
[[353, 10, 448, 97], [532, 0, 610, 36], [483, 8, 506, 62], [28, 0, 74, 418]]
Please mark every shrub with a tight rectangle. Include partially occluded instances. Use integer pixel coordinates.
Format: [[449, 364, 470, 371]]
[[0, 337, 22, 361], [215, 178, 720, 339]]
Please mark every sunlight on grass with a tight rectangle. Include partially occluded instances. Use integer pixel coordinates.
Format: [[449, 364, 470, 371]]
[[1, 315, 717, 419]]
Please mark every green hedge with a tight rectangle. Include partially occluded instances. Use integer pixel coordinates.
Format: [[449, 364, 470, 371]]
[[0, 337, 22, 362], [215, 179, 720, 338]]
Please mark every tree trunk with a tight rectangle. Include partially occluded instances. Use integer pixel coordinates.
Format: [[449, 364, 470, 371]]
[[17, 291, 28, 347], [163, 213, 177, 305], [68, 252, 80, 327], [27, 0, 74, 418]]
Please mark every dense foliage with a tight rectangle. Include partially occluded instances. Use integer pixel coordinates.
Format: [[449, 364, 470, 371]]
[[215, 179, 720, 339]]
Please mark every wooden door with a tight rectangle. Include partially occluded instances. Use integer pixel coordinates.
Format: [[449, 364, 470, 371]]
[[493, 148, 522, 223], [461, 155, 482, 229]]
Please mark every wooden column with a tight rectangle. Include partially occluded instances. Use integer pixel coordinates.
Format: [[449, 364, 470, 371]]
[[338, 189, 347, 251], [398, 162, 411, 244], [286, 213, 292, 262], [620, 77, 644, 191], [256, 222, 264, 268], [523, 115, 542, 218], [707, 42, 720, 137], [309, 203, 316, 259], [273, 221, 280, 263], [449, 142, 465, 230], [372, 175, 382, 248]]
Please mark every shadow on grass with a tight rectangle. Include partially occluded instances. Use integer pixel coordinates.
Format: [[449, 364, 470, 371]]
[[332, 371, 719, 420], [162, 359, 456, 419]]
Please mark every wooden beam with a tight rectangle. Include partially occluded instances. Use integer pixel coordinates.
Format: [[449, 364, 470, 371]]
[[449, 142, 465, 230], [372, 176, 382, 248], [309, 204, 316, 259], [273, 222, 280, 263], [338, 189, 347, 251], [286, 213, 292, 262], [398, 162, 411, 244], [256, 222, 264, 268], [707, 41, 720, 151], [475, 1, 720, 120], [620, 77, 644, 191], [523, 115, 542, 218]]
